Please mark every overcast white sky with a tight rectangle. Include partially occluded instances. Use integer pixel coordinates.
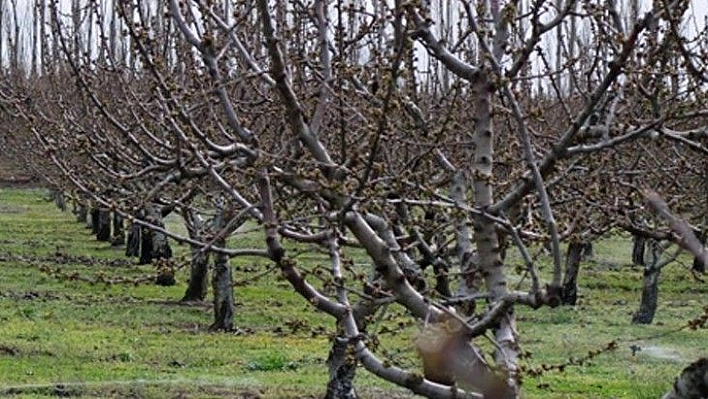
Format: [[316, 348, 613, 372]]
[[2, 0, 706, 78]]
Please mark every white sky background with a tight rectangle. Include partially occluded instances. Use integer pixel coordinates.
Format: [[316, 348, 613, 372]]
[[686, 0, 708, 36], [413, 0, 707, 93], [1, 0, 706, 85]]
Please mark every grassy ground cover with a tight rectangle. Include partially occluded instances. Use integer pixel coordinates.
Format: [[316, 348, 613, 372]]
[[0, 188, 705, 398]]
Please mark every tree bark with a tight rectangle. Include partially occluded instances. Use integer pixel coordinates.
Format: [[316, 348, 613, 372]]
[[112, 213, 124, 246], [633, 239, 661, 324], [180, 210, 210, 302], [76, 203, 88, 224], [632, 265, 660, 324], [325, 335, 359, 399], [210, 238, 234, 331], [9, 0, 19, 73], [39, 0, 47, 73], [0, 0, 4, 71], [71, 0, 81, 63], [181, 248, 210, 302], [138, 225, 153, 265], [96, 209, 111, 242], [471, 73, 518, 396], [453, 170, 480, 315], [91, 208, 100, 234], [325, 299, 377, 399], [561, 242, 584, 305], [632, 235, 646, 266], [152, 226, 172, 259], [125, 222, 140, 257], [138, 209, 172, 264]]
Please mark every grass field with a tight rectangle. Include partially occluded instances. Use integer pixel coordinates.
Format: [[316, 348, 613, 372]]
[[0, 188, 706, 398]]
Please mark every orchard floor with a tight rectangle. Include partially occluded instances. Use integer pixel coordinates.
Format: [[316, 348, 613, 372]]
[[0, 188, 706, 398]]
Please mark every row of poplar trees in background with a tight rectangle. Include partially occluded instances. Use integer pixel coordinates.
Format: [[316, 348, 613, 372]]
[[0, 0, 707, 397]]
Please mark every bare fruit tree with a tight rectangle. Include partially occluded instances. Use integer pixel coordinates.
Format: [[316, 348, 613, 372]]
[[0, 0, 707, 398]]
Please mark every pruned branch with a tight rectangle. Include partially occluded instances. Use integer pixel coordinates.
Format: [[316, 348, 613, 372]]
[[642, 189, 708, 266]]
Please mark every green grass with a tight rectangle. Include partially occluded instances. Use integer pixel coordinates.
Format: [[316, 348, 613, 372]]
[[0, 188, 706, 398], [510, 238, 708, 398]]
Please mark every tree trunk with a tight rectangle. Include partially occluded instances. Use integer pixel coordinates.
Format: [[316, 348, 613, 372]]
[[0, 0, 4, 71], [39, 0, 47, 74], [452, 170, 480, 316], [632, 235, 646, 266], [633, 239, 662, 324], [471, 73, 518, 396], [138, 209, 172, 264], [693, 256, 706, 273], [325, 299, 376, 399], [31, 0, 38, 74], [632, 265, 660, 324], [125, 222, 140, 257], [152, 227, 172, 260], [210, 239, 234, 331], [139, 225, 153, 265], [181, 247, 210, 302], [71, 0, 81, 63], [325, 335, 358, 399], [9, 0, 19, 73], [91, 208, 100, 234], [112, 213, 124, 246], [96, 209, 111, 242], [181, 210, 209, 302], [561, 242, 584, 305], [76, 204, 88, 224]]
